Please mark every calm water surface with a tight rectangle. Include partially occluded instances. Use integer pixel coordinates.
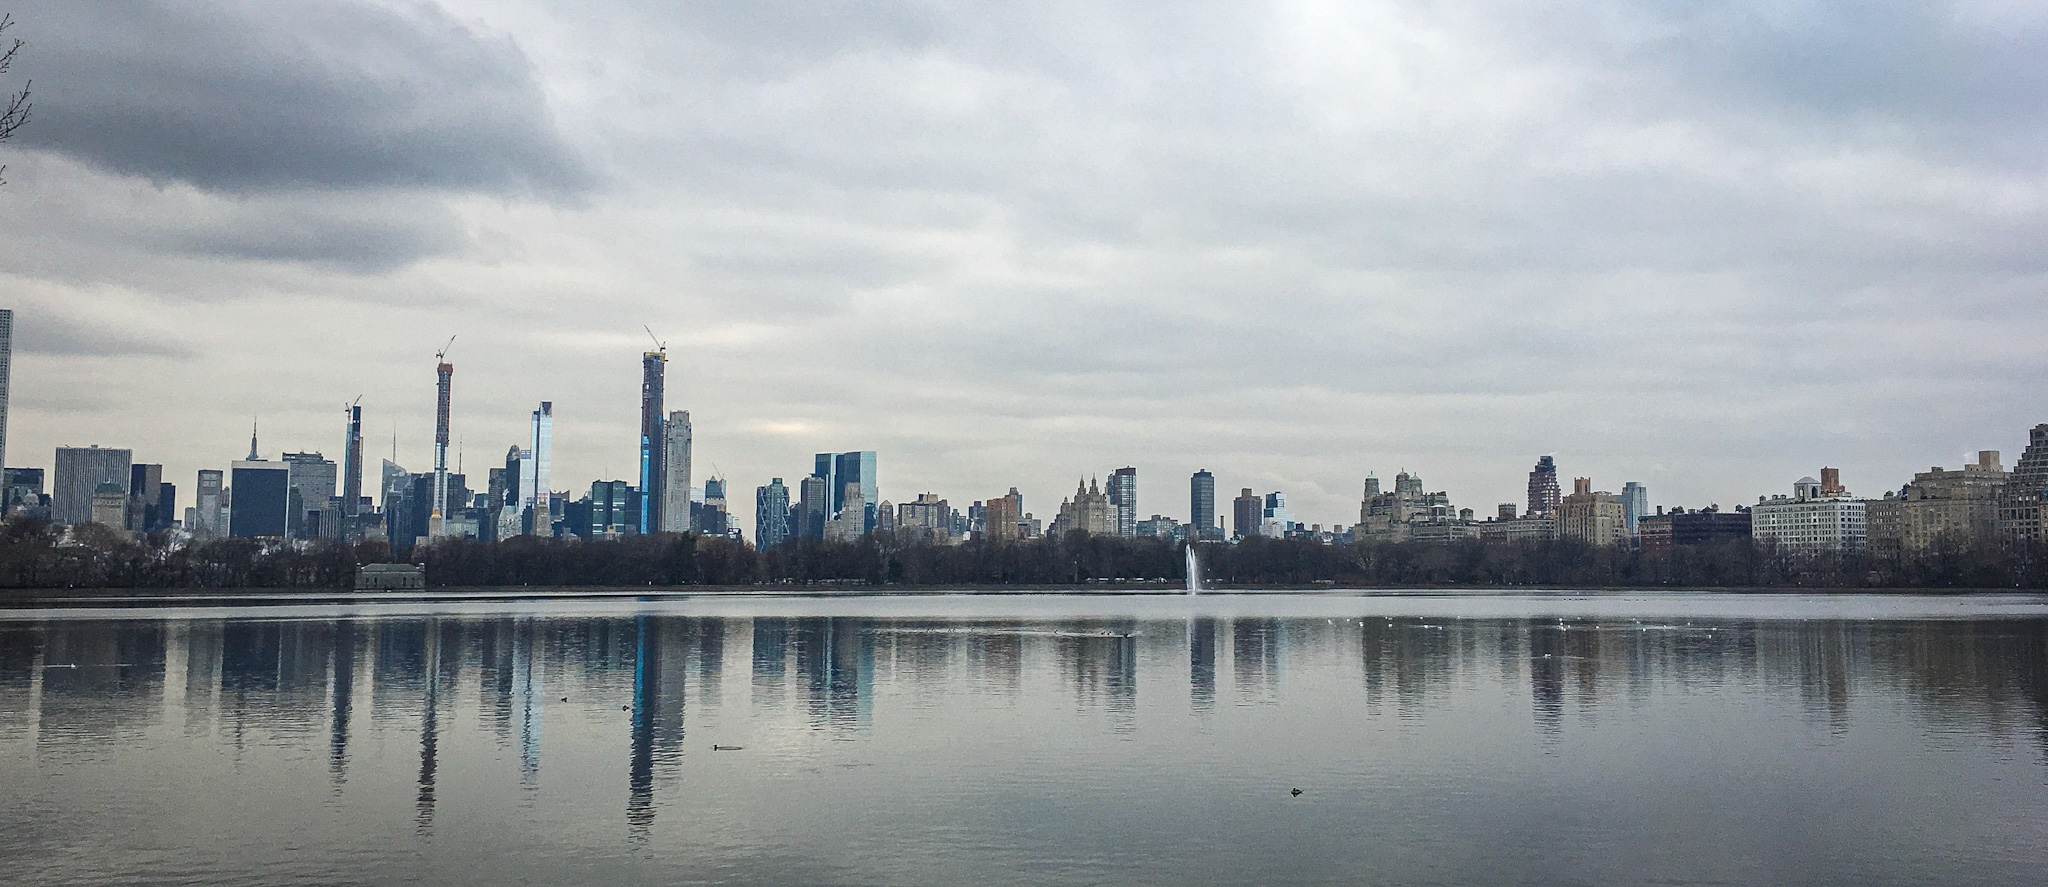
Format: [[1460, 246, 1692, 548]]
[[3, 591, 2047, 886]]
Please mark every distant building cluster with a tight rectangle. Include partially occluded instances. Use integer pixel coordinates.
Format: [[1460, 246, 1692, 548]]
[[6, 310, 2048, 561]]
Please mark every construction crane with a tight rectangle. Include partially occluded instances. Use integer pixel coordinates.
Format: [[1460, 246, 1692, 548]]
[[644, 325, 666, 354], [435, 335, 456, 363]]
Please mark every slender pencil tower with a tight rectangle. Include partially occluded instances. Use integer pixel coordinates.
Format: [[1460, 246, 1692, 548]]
[[342, 403, 364, 518], [431, 359, 453, 537]]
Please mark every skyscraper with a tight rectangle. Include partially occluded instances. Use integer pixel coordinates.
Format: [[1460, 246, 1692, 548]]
[[660, 410, 692, 533], [342, 404, 364, 517], [698, 476, 729, 535], [1054, 479, 1114, 536], [53, 446, 132, 526], [2001, 424, 2048, 543], [194, 469, 225, 537], [1232, 488, 1261, 539], [129, 463, 164, 531], [831, 451, 878, 531], [756, 478, 792, 549], [1527, 455, 1561, 517], [90, 482, 128, 528], [432, 359, 453, 537], [497, 445, 528, 539], [824, 482, 868, 542], [0, 309, 11, 481], [4, 467, 40, 513], [527, 402, 553, 536], [1107, 467, 1137, 537], [284, 452, 338, 539], [584, 479, 635, 537], [1621, 481, 1648, 537], [985, 487, 1023, 541], [229, 459, 290, 538], [1189, 470, 1215, 540], [382, 459, 416, 548], [1261, 491, 1293, 537], [797, 474, 829, 539], [1559, 477, 1627, 547], [640, 350, 666, 534]]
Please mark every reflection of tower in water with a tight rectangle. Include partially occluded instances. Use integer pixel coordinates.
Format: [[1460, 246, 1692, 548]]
[[1188, 618, 1218, 711], [1360, 619, 1389, 710], [697, 619, 725, 709], [476, 616, 547, 786], [416, 620, 440, 833], [181, 621, 222, 737], [1232, 618, 1280, 702], [329, 619, 355, 788], [1528, 621, 1565, 736], [752, 617, 789, 709], [972, 625, 1024, 696], [32, 621, 169, 748], [515, 619, 542, 787], [1058, 622, 1138, 733], [0, 626, 39, 742], [791, 617, 873, 731], [627, 616, 697, 840], [628, 616, 659, 838]]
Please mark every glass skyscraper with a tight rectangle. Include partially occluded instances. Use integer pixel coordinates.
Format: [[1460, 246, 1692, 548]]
[[1621, 481, 1649, 537], [814, 451, 878, 532], [1190, 469, 1216, 540], [527, 402, 553, 536], [1107, 467, 1137, 537], [756, 478, 792, 549]]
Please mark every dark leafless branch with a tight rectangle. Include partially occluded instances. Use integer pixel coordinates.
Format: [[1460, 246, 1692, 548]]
[[0, 13, 28, 185]]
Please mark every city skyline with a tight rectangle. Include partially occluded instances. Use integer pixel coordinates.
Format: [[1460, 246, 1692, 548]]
[[2, 3, 2045, 537], [12, 343, 2048, 546], [5, 6, 2047, 885]]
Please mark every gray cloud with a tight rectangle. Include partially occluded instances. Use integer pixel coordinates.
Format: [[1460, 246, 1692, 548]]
[[157, 199, 469, 273], [0, 153, 472, 281], [12, 0, 590, 196], [9, 307, 191, 359]]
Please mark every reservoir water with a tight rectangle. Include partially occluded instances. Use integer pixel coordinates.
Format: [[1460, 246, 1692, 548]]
[[3, 590, 2046, 886]]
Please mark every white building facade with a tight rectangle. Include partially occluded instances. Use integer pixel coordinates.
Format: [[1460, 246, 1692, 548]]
[[1752, 476, 1866, 552]]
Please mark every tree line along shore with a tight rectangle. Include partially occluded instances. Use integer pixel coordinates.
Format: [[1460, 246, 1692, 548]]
[[2, 517, 2045, 594]]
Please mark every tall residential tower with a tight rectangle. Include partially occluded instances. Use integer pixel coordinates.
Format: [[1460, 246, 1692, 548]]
[[639, 350, 666, 533], [1527, 455, 1561, 517], [1107, 467, 1137, 537], [524, 402, 553, 536], [1189, 469, 1215, 540], [342, 404, 364, 517], [660, 410, 692, 533], [431, 359, 453, 537]]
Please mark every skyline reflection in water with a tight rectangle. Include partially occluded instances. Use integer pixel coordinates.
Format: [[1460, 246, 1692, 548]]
[[3, 594, 2047, 886]]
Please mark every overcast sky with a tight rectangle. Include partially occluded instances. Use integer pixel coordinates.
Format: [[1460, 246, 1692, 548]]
[[4, 0, 2046, 533]]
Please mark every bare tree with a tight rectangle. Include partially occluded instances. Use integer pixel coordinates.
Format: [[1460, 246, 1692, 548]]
[[0, 13, 30, 185]]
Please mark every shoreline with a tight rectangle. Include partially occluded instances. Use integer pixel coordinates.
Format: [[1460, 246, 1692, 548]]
[[2, 583, 2042, 611]]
